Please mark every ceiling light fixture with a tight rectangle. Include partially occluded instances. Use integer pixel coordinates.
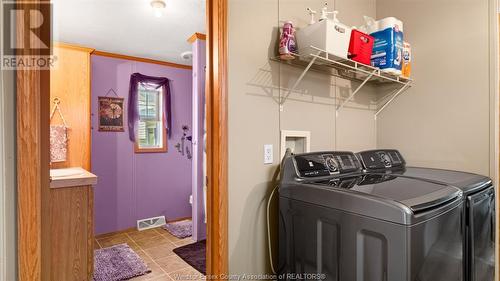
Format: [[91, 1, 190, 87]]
[[181, 51, 193, 60], [150, 0, 166, 18]]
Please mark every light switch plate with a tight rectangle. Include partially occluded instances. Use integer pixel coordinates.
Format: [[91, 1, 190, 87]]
[[264, 144, 273, 164]]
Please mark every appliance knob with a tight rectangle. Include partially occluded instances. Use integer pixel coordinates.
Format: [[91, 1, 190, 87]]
[[326, 157, 338, 172]]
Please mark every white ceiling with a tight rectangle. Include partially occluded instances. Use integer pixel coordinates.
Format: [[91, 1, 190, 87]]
[[53, 0, 206, 65]]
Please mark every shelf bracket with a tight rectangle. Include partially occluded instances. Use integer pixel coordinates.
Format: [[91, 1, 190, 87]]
[[336, 69, 377, 114], [279, 51, 322, 109], [374, 81, 412, 118]]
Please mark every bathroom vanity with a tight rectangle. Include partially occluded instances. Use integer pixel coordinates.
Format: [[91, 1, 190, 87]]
[[49, 167, 97, 281]]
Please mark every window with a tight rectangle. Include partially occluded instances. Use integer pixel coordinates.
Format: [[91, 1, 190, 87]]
[[135, 85, 167, 152]]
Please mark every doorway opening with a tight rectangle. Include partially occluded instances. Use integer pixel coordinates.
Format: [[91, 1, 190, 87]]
[[16, 0, 227, 280]]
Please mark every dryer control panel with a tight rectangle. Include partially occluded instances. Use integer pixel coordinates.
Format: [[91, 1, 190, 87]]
[[293, 151, 362, 178], [357, 149, 406, 171]]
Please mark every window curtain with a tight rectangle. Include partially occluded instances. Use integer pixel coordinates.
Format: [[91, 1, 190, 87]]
[[128, 73, 172, 142]]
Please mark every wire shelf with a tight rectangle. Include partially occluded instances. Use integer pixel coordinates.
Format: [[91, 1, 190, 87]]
[[271, 46, 413, 117]]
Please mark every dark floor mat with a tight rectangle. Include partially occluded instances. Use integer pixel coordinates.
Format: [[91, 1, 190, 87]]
[[173, 240, 206, 275]]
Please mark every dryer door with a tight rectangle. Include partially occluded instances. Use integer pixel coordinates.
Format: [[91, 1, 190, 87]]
[[468, 187, 495, 281]]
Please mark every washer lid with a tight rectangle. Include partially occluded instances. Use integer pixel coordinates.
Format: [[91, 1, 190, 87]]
[[392, 167, 492, 195], [316, 174, 461, 212]]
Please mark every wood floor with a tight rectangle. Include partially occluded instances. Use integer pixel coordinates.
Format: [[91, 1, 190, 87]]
[[95, 227, 204, 280]]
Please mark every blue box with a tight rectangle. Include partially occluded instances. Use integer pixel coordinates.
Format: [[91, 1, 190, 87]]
[[370, 27, 404, 73]]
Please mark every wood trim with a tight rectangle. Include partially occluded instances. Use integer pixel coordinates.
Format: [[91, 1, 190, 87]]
[[87, 188, 94, 279], [53, 42, 94, 53], [188, 32, 207, 43], [50, 46, 92, 170], [55, 42, 190, 70], [134, 128, 168, 153], [17, 2, 51, 281], [92, 50, 192, 70], [206, 0, 228, 279], [134, 118, 168, 153]]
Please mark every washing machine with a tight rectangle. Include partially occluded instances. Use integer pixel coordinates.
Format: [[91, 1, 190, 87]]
[[356, 149, 495, 281], [278, 151, 464, 281]]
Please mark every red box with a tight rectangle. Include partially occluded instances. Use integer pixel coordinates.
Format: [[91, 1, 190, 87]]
[[348, 30, 374, 65]]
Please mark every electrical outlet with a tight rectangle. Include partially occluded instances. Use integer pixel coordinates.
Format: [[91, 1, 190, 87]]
[[264, 144, 273, 164]]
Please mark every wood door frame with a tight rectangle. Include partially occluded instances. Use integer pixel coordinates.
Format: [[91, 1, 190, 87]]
[[16, 0, 228, 280], [206, 0, 228, 277]]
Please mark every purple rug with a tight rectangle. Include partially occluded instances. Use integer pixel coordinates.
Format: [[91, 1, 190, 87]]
[[163, 220, 192, 239], [173, 240, 206, 275], [93, 244, 151, 281]]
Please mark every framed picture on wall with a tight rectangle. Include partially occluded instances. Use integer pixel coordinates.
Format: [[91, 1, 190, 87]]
[[98, 96, 125, 132]]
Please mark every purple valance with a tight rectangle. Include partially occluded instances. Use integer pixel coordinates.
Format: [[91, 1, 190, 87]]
[[128, 72, 172, 141]]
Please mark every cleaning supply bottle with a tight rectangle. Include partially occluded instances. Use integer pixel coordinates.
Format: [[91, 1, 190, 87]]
[[402, 41, 411, 78], [279, 21, 297, 60]]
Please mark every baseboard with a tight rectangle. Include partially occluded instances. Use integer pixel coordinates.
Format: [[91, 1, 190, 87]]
[[167, 216, 192, 223], [95, 227, 137, 239], [95, 216, 193, 238]]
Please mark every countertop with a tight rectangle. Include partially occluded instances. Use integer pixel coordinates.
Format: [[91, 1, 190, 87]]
[[49, 167, 98, 189]]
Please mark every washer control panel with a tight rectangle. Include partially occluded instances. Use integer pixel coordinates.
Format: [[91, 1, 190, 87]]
[[357, 149, 406, 171], [294, 151, 362, 178]]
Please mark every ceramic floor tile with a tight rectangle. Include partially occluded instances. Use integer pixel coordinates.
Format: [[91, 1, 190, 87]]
[[144, 243, 176, 260], [135, 250, 156, 266], [160, 232, 191, 244], [132, 262, 167, 280], [128, 240, 144, 251], [172, 238, 195, 248], [129, 228, 164, 242], [155, 255, 191, 273], [168, 267, 205, 281], [96, 227, 203, 281], [95, 229, 132, 240], [135, 234, 174, 250], [150, 275, 174, 281], [97, 233, 134, 247]]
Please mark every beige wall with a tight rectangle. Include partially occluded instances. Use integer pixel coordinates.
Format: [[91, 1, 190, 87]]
[[278, 0, 378, 153], [376, 0, 494, 176], [0, 69, 17, 281], [228, 0, 279, 275], [228, 0, 496, 277], [228, 0, 377, 277], [0, 5, 17, 280]]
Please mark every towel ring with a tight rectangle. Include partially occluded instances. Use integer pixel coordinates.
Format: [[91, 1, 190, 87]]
[[50, 97, 69, 128]]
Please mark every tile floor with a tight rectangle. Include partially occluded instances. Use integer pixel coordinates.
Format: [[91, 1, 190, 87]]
[[95, 227, 205, 281]]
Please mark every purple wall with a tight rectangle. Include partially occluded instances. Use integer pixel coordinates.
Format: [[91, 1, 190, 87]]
[[191, 39, 206, 241], [91, 55, 193, 235]]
